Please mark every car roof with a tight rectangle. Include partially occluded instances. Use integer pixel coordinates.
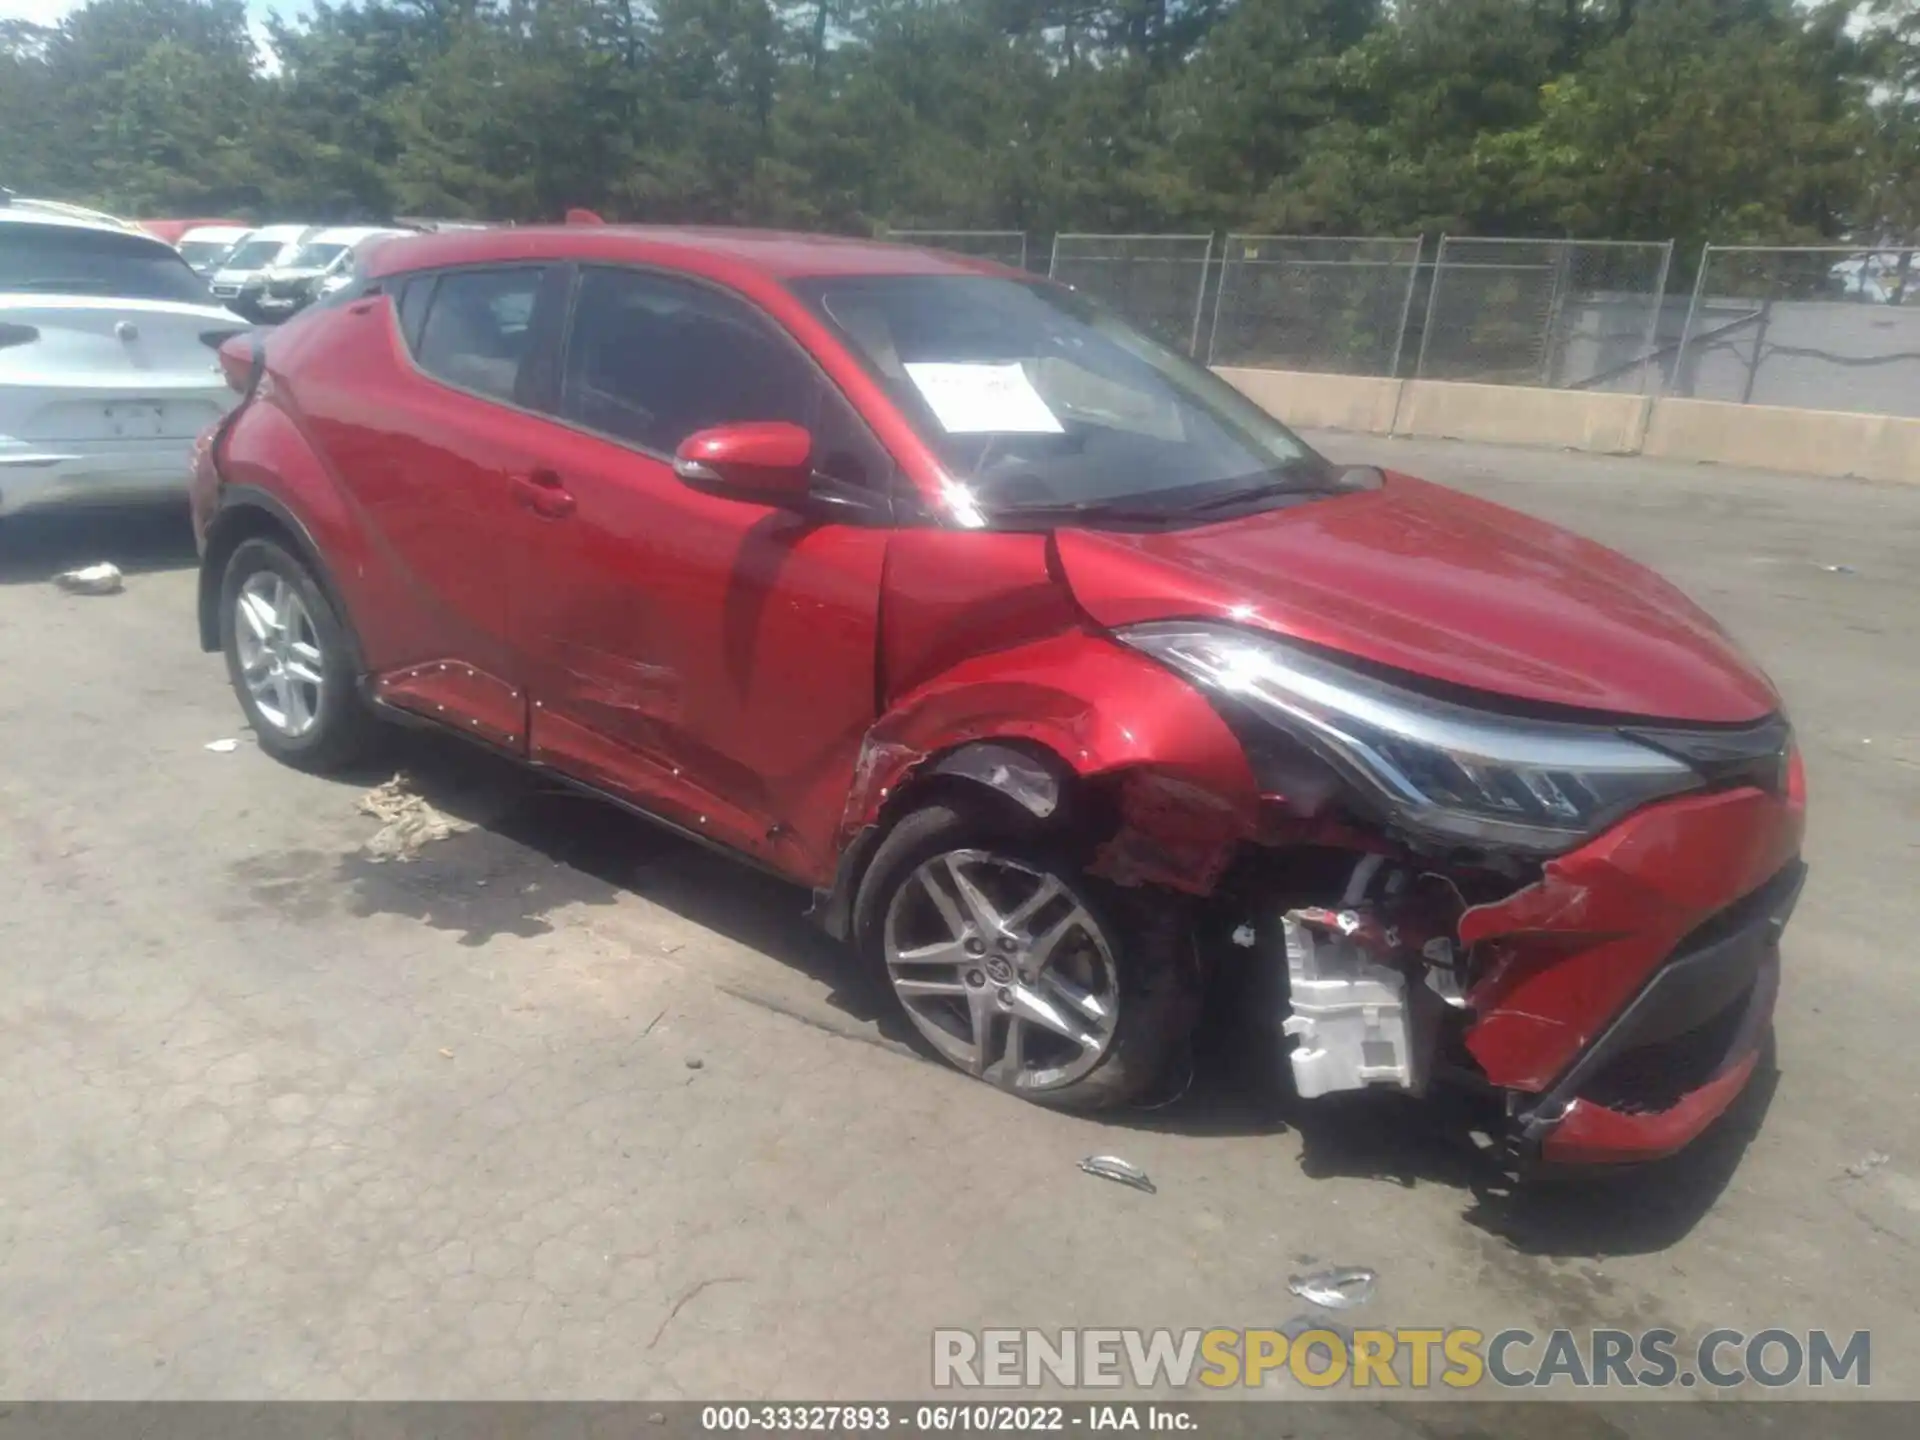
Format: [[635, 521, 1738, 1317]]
[[310, 226, 406, 246], [363, 225, 1019, 284], [244, 224, 314, 242], [0, 199, 152, 238], [181, 224, 251, 243]]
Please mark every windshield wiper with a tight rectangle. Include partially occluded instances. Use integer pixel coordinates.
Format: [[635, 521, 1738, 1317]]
[[1180, 470, 1341, 515]]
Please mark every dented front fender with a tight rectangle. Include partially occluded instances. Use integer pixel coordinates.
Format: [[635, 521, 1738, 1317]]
[[841, 631, 1260, 894]]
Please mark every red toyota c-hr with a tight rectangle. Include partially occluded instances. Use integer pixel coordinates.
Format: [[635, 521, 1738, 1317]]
[[191, 226, 1805, 1167]]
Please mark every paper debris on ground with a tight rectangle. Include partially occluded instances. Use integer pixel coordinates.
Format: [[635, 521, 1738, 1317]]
[[53, 563, 124, 595], [204, 739, 239, 753], [358, 771, 471, 862]]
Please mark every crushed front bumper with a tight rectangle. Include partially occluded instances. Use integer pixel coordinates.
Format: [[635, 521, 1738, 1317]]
[[1461, 755, 1807, 1166]]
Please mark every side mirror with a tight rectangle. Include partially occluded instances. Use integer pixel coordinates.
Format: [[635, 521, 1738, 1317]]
[[673, 422, 814, 504]]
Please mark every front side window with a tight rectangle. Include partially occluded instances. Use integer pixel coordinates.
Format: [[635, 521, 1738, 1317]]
[[791, 274, 1335, 525], [0, 223, 212, 303], [561, 267, 816, 455], [411, 267, 546, 403]]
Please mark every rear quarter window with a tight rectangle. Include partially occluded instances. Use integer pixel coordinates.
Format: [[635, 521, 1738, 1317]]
[[0, 223, 214, 303]]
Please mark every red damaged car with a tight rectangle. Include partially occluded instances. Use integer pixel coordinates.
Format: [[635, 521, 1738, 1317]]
[[190, 227, 1805, 1167]]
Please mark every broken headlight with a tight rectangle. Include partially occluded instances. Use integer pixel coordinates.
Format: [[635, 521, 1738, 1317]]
[[1118, 623, 1701, 855]]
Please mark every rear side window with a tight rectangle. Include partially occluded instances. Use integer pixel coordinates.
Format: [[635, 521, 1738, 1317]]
[[412, 267, 546, 403], [395, 275, 434, 349], [0, 223, 213, 303]]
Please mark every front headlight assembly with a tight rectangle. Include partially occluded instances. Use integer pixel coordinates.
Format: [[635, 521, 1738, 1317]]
[[1117, 622, 1703, 856]]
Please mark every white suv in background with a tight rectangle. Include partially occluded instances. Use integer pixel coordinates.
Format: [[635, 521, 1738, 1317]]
[[1, 197, 247, 518], [205, 223, 317, 316], [175, 223, 253, 276]]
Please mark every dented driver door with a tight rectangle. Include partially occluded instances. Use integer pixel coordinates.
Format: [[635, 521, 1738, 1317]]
[[508, 266, 893, 884]]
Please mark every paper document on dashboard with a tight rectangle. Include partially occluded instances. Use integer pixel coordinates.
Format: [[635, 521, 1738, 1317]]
[[903, 362, 1065, 434]]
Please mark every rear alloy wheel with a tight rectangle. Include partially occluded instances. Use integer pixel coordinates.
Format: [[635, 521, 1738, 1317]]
[[219, 536, 376, 771], [854, 802, 1195, 1110]]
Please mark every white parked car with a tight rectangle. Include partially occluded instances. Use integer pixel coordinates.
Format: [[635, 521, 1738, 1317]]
[[176, 223, 253, 277], [205, 223, 318, 315], [252, 226, 411, 320], [1, 197, 248, 519]]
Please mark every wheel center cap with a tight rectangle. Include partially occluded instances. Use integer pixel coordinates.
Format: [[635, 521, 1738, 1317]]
[[985, 956, 1014, 984]]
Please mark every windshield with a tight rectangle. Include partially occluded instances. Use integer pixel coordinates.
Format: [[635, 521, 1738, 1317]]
[[222, 238, 289, 272], [177, 239, 236, 268], [793, 274, 1330, 522], [284, 242, 348, 271], [0, 224, 213, 302]]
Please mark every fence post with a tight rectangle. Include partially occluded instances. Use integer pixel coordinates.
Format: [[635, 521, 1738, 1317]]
[[1017, 234, 1029, 273], [1672, 243, 1712, 401], [1048, 233, 1063, 280], [1188, 234, 1215, 358], [1385, 235, 1422, 380], [1536, 241, 1572, 386], [1206, 236, 1234, 366], [1412, 235, 1449, 380], [1641, 240, 1675, 395]]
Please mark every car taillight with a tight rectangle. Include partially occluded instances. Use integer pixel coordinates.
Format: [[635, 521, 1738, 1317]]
[[214, 332, 256, 392], [0, 322, 40, 349]]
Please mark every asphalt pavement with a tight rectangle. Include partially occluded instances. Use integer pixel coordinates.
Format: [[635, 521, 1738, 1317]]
[[1, 434, 1916, 1414]]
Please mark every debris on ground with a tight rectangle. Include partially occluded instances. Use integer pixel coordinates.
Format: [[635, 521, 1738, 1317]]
[[1287, 1266, 1377, 1309], [53, 562, 124, 595], [1843, 1150, 1890, 1180], [1820, 564, 1857, 574], [439, 1048, 454, 1059], [203, 739, 238, 753], [685, 1057, 704, 1070], [357, 772, 472, 862], [1078, 1155, 1156, 1194]]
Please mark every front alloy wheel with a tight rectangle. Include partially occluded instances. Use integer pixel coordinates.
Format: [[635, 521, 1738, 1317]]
[[884, 849, 1122, 1093], [854, 801, 1195, 1111]]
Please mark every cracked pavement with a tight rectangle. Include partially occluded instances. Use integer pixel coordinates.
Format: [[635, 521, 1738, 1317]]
[[1, 436, 1917, 1405]]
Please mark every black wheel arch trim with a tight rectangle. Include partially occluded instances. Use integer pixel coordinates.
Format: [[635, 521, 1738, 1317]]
[[197, 485, 366, 679]]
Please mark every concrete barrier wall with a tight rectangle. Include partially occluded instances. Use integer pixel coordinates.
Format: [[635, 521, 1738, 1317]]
[[1215, 367, 1403, 436], [1212, 366, 1920, 484], [1642, 397, 1920, 485], [1394, 380, 1650, 455]]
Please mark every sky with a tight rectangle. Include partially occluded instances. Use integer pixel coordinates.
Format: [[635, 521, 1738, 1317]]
[[0, 0, 305, 68]]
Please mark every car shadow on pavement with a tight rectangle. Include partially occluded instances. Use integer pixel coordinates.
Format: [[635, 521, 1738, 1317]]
[[317, 729, 907, 1032], [312, 729, 1773, 1258], [0, 503, 198, 584]]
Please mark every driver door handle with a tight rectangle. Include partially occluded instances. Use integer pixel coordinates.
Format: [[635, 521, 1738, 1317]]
[[511, 468, 575, 519]]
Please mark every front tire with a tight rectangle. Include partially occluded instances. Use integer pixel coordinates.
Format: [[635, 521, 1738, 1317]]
[[219, 536, 376, 772], [852, 801, 1197, 1111]]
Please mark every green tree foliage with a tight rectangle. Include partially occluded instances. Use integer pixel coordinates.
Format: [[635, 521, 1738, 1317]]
[[2, 0, 1910, 246]]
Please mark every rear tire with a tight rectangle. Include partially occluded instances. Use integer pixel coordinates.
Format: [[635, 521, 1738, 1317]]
[[219, 536, 377, 772], [853, 800, 1197, 1111]]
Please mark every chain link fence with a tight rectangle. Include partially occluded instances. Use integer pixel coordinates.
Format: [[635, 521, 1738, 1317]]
[[882, 229, 1031, 271], [1048, 234, 1214, 355], [1672, 245, 1920, 417], [1205, 235, 1422, 374], [1413, 237, 1673, 390]]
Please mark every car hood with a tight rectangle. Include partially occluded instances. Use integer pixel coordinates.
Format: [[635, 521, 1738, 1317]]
[[1054, 472, 1778, 723]]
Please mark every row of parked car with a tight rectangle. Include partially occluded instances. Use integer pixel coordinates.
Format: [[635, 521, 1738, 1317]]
[[156, 220, 422, 323], [0, 192, 501, 518]]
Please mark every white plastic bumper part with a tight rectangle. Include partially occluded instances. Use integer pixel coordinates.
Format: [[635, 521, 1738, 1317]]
[[1280, 908, 1426, 1099]]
